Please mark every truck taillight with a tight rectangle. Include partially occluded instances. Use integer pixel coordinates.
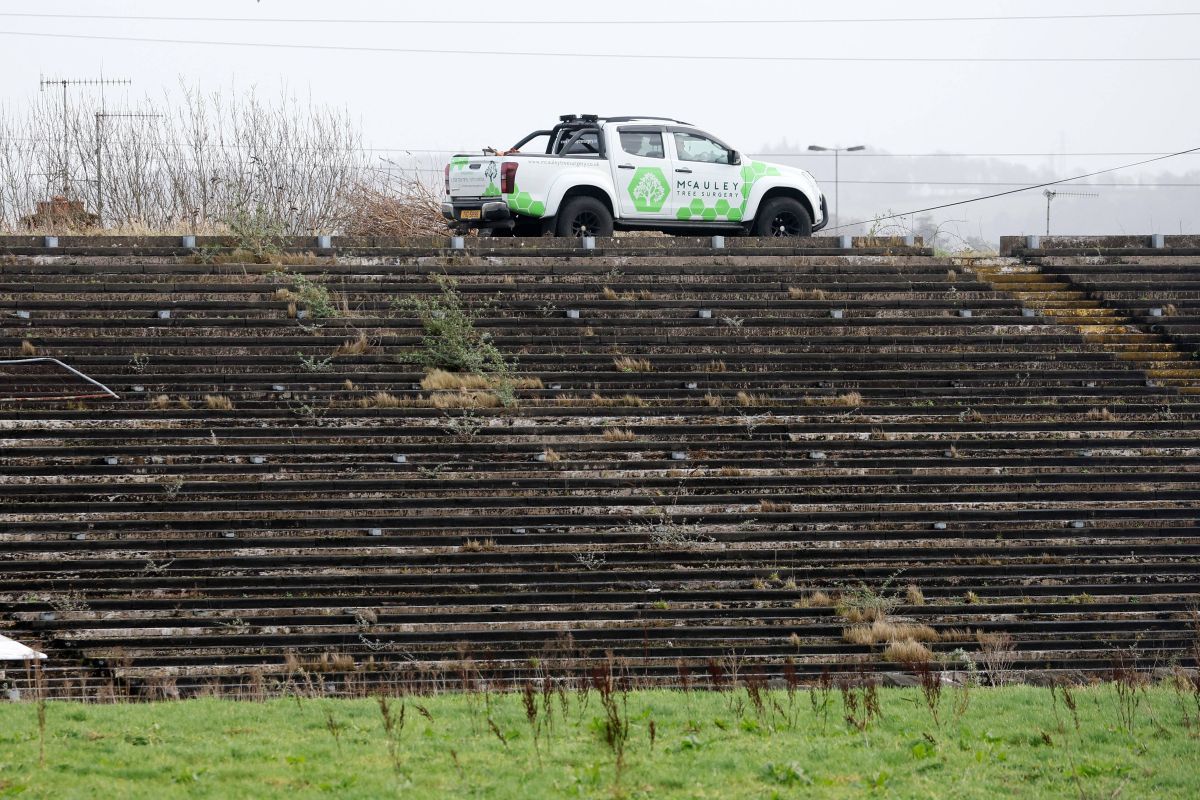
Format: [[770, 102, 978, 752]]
[[444, 164, 450, 194], [500, 162, 517, 194]]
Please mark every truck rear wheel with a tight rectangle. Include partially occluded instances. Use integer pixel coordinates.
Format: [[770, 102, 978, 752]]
[[555, 196, 614, 238], [753, 197, 813, 237]]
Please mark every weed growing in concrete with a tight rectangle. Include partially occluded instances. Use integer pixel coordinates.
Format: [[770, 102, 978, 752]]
[[227, 207, 286, 262], [298, 352, 334, 373]]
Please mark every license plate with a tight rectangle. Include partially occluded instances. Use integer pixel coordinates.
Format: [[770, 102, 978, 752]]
[[459, 209, 481, 220]]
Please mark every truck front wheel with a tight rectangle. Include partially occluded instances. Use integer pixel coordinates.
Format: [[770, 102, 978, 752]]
[[753, 197, 813, 237], [555, 197, 614, 238]]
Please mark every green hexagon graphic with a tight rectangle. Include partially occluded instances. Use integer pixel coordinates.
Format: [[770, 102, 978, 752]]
[[701, 207, 718, 221], [527, 201, 546, 217], [715, 198, 730, 215], [628, 167, 671, 213], [689, 198, 705, 214], [676, 208, 693, 220], [726, 207, 743, 221], [514, 192, 533, 210]]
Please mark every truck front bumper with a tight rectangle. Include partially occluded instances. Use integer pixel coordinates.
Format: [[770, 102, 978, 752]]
[[441, 199, 513, 230]]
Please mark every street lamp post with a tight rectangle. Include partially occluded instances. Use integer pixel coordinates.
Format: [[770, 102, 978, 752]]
[[807, 144, 866, 228]]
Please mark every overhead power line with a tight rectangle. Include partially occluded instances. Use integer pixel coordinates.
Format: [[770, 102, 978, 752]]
[[751, 151, 1200, 159], [2, 11, 1198, 24], [829, 145, 1200, 231], [2, 134, 1195, 160], [0, 30, 1197, 63]]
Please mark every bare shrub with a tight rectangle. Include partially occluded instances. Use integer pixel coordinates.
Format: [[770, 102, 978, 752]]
[[0, 85, 394, 233], [337, 178, 444, 237], [976, 631, 1017, 686]]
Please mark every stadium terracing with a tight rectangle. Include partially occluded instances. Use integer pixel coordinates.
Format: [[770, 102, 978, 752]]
[[2, 233, 1198, 698]]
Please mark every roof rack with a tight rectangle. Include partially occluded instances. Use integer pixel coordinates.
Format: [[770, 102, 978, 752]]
[[604, 116, 691, 125], [558, 114, 692, 125]]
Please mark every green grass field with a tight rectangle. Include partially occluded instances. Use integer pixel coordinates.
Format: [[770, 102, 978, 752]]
[[0, 684, 1197, 799]]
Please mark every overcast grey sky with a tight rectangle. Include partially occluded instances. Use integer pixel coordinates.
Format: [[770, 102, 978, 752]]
[[1, 0, 1197, 238]]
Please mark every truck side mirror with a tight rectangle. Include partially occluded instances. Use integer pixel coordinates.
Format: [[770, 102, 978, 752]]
[[729, 150, 742, 165]]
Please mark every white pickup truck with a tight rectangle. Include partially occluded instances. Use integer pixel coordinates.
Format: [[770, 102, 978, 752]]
[[442, 114, 828, 238]]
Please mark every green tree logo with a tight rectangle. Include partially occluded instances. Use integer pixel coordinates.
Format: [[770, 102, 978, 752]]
[[628, 167, 670, 212], [483, 160, 500, 196]]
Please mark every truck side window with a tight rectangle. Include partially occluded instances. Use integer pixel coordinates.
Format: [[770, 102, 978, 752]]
[[619, 131, 665, 159], [673, 132, 734, 165], [559, 131, 601, 156]]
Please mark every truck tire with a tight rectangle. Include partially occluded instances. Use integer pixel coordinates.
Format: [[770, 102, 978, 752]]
[[753, 197, 813, 237], [555, 196, 614, 238]]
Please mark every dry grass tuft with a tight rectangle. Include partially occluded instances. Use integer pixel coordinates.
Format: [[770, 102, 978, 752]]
[[788, 287, 827, 300], [148, 394, 171, 410], [882, 639, 934, 664], [717, 466, 745, 477], [19, 339, 36, 356], [613, 356, 653, 373], [736, 391, 773, 407], [333, 332, 373, 356], [461, 538, 496, 552], [601, 286, 650, 301], [807, 591, 834, 607], [421, 369, 491, 391], [906, 585, 926, 606], [431, 390, 501, 409], [843, 621, 940, 645], [203, 394, 234, 411], [343, 379, 357, 391], [946, 269, 957, 282], [703, 360, 727, 373], [833, 391, 863, 407], [703, 393, 723, 408], [758, 499, 793, 513], [358, 391, 418, 409], [602, 427, 637, 442], [590, 392, 646, 408], [541, 447, 562, 462], [1086, 407, 1117, 422]]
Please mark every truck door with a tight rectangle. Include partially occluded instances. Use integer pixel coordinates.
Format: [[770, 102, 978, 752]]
[[667, 129, 745, 224], [613, 127, 673, 219]]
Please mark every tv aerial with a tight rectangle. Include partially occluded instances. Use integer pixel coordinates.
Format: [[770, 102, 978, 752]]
[[1043, 188, 1099, 235]]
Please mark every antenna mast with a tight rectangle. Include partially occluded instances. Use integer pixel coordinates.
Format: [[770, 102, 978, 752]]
[[1043, 189, 1100, 236], [38, 75, 130, 197]]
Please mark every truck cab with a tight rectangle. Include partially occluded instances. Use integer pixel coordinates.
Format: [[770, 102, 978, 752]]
[[443, 114, 828, 238]]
